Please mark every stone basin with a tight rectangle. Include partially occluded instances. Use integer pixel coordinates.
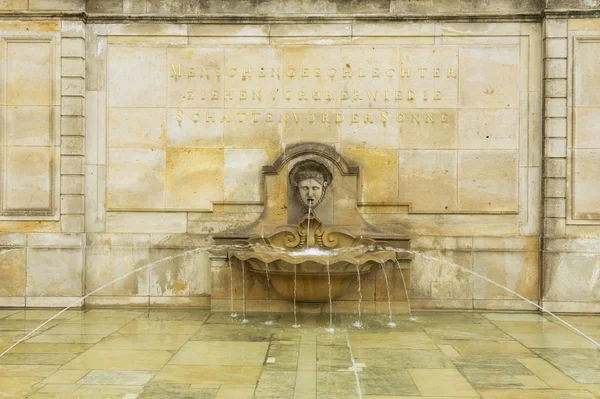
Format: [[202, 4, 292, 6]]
[[231, 245, 399, 303]]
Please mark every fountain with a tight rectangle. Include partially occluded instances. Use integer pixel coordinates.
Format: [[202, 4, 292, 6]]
[[212, 143, 412, 314]]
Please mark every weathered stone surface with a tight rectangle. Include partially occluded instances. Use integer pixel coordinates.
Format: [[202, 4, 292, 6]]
[[398, 150, 457, 212], [27, 248, 83, 297], [0, 248, 26, 297], [458, 150, 519, 212]]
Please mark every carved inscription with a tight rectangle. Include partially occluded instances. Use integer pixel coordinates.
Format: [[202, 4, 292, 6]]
[[170, 63, 457, 126]]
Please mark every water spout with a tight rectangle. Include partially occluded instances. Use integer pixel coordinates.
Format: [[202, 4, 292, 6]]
[[227, 254, 238, 318], [395, 260, 414, 320], [241, 260, 248, 324], [380, 261, 396, 328], [326, 259, 334, 333], [353, 261, 363, 328]]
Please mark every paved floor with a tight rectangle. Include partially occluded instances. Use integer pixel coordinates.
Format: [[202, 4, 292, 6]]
[[0, 309, 599, 398]]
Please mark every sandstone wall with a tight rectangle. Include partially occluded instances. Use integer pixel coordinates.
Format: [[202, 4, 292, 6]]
[[0, 0, 597, 312]]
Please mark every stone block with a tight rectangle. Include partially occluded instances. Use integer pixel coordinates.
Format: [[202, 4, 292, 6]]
[[0, 248, 26, 297], [544, 19, 567, 38], [411, 250, 472, 300], [108, 47, 166, 108], [340, 109, 400, 149], [149, 249, 211, 297], [353, 21, 435, 36], [223, 149, 268, 202], [86, 246, 150, 296], [543, 158, 566, 178], [61, 175, 84, 195], [28, 0, 84, 10], [0, 0, 27, 9], [62, 78, 85, 97], [108, 108, 167, 148], [61, 116, 84, 136], [398, 150, 457, 212], [281, 109, 339, 145], [62, 136, 84, 155], [458, 150, 519, 212], [26, 248, 83, 297], [544, 38, 568, 58], [166, 109, 223, 148], [544, 59, 567, 79], [396, 110, 457, 149], [568, 18, 600, 31], [86, 0, 123, 12], [87, 233, 150, 248], [105, 212, 187, 233], [341, 47, 401, 107], [6, 41, 52, 106], [396, 47, 458, 109], [107, 148, 166, 209], [257, 0, 336, 13], [544, 178, 566, 198], [61, 155, 84, 175], [222, 46, 282, 109], [574, 108, 600, 148], [6, 106, 52, 146], [187, 212, 262, 234], [544, 218, 566, 236], [458, 47, 519, 109], [61, 215, 84, 232], [544, 118, 567, 138], [544, 98, 567, 118], [165, 149, 223, 209], [458, 109, 518, 150], [61, 21, 85, 38], [166, 47, 223, 108], [61, 195, 84, 214], [545, 79, 567, 98], [342, 148, 399, 203], [5, 147, 52, 210], [62, 58, 85, 78], [0, 234, 26, 246], [271, 23, 351, 37], [544, 198, 566, 218], [544, 138, 566, 158], [472, 237, 539, 251], [62, 97, 84, 116], [473, 251, 539, 301], [574, 40, 600, 107], [28, 233, 83, 248], [543, 252, 600, 302], [61, 38, 85, 58], [123, 0, 145, 13], [572, 149, 600, 219]]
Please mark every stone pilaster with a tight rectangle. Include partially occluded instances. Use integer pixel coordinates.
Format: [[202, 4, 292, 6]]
[[60, 20, 85, 233], [542, 19, 568, 238]]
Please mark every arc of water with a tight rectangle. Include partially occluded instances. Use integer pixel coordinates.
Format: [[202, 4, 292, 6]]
[[394, 248, 600, 348], [0, 247, 207, 359]]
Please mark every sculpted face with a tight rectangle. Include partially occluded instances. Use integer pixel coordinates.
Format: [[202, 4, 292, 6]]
[[298, 178, 323, 207]]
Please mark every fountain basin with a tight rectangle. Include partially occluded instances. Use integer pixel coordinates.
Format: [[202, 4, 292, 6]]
[[231, 246, 400, 303]]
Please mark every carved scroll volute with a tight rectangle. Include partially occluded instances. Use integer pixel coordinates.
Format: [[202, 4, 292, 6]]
[[321, 228, 357, 249], [266, 227, 301, 248]]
